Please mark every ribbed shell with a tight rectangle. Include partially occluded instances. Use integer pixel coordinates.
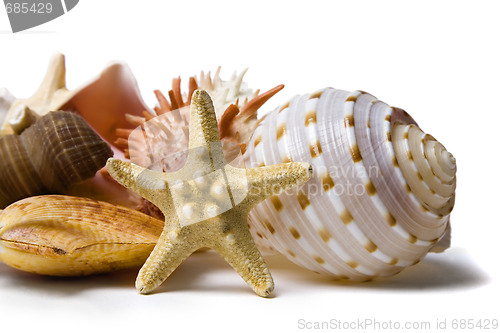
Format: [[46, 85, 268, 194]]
[[0, 195, 163, 276], [244, 88, 456, 280], [0, 112, 114, 208]]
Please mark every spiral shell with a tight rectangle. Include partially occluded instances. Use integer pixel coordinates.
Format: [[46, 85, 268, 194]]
[[0, 195, 163, 276], [244, 88, 456, 280], [0, 111, 114, 208]]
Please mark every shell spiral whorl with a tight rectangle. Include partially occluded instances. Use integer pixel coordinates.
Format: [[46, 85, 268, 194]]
[[392, 123, 456, 217], [244, 87, 456, 281], [0, 111, 114, 208]]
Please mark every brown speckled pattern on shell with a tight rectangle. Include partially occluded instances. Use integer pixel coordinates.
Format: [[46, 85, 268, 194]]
[[244, 87, 456, 281]]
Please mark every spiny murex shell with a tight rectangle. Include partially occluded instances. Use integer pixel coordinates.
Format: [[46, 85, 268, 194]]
[[116, 69, 283, 218], [118, 68, 283, 172], [0, 195, 163, 276], [244, 87, 456, 281]]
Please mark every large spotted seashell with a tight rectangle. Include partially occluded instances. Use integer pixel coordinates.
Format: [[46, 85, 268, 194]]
[[244, 87, 456, 280]]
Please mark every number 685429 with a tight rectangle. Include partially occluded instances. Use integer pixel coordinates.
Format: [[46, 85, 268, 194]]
[[5, 2, 53, 14]]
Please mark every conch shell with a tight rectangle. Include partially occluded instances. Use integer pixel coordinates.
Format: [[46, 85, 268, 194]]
[[0, 52, 150, 146], [0, 195, 163, 276], [0, 111, 113, 208], [244, 87, 456, 281], [0, 52, 151, 208]]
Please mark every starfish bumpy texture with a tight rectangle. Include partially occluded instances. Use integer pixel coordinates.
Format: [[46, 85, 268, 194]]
[[106, 90, 312, 297]]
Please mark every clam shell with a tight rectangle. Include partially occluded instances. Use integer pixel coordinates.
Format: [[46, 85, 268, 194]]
[[244, 88, 456, 280], [0, 195, 163, 276]]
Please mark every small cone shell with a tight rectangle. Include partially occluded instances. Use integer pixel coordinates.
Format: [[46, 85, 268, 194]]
[[0, 195, 163, 276]]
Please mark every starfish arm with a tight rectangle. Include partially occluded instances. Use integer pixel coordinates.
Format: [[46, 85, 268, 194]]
[[245, 162, 313, 204], [136, 228, 197, 294], [188, 90, 221, 149], [185, 89, 227, 170], [212, 222, 274, 297], [106, 158, 172, 208]]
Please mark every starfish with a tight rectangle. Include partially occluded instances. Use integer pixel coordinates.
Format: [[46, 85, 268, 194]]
[[106, 90, 312, 297]]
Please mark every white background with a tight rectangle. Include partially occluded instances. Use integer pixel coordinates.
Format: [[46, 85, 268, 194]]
[[0, 1, 499, 332]]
